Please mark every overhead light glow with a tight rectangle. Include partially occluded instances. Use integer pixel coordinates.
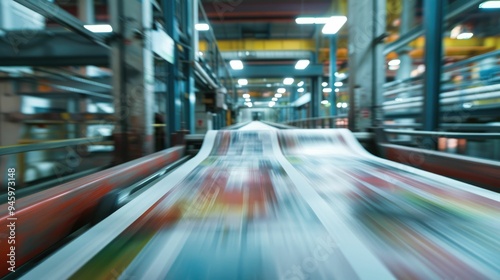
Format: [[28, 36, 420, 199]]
[[298, 88, 305, 93], [230, 60, 244, 70], [295, 17, 331, 24], [479, 1, 500, 8], [275, 93, 283, 98], [322, 82, 328, 87], [238, 79, 248, 86], [245, 98, 251, 102], [266, 84, 272, 87], [84, 24, 113, 33], [456, 32, 474, 40], [283, 78, 294, 85], [269, 101, 276, 107], [245, 102, 253, 107], [337, 103, 342, 108], [322, 16, 347, 34], [272, 97, 278, 101], [335, 88, 340, 92], [295, 59, 310, 70], [335, 72, 347, 79], [321, 100, 330, 105], [388, 59, 401, 66], [342, 102, 348, 108], [243, 93, 250, 99], [195, 23, 210, 31], [297, 81, 304, 87], [323, 88, 332, 93], [389, 65, 400, 71], [277, 88, 286, 94], [334, 82, 343, 87]]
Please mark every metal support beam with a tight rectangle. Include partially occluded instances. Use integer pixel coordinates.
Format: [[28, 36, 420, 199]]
[[164, 0, 181, 146], [311, 77, 320, 119], [422, 0, 444, 135], [110, 0, 154, 162], [230, 64, 324, 78], [329, 34, 337, 116], [78, 0, 95, 24], [348, 0, 385, 131], [184, 0, 197, 133], [0, 31, 108, 66], [14, 0, 108, 48]]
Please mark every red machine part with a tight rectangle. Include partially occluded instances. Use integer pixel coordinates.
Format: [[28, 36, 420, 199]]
[[0, 146, 184, 277]]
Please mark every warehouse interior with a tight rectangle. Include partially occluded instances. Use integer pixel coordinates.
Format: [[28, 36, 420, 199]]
[[0, 0, 500, 279]]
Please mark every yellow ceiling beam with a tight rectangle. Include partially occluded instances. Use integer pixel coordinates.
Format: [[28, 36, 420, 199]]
[[200, 39, 316, 52]]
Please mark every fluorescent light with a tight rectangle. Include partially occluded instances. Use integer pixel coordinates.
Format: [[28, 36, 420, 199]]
[[388, 59, 401, 66], [269, 101, 276, 107], [266, 84, 272, 87], [283, 78, 294, 85], [272, 97, 278, 101], [456, 32, 473, 40], [247, 103, 253, 107], [298, 88, 305, 93], [323, 88, 332, 93], [389, 65, 400, 71], [238, 79, 248, 86], [245, 98, 251, 102], [295, 59, 310, 70], [295, 17, 331, 24], [337, 103, 342, 108], [334, 72, 346, 79], [479, 1, 500, 8], [275, 93, 283, 98], [84, 24, 112, 33], [195, 23, 210, 31], [297, 81, 304, 87], [322, 16, 347, 34], [243, 93, 250, 99], [322, 82, 328, 87], [334, 82, 343, 87], [321, 100, 329, 105], [230, 60, 244, 70], [277, 88, 286, 94], [335, 88, 340, 92], [342, 102, 348, 108]]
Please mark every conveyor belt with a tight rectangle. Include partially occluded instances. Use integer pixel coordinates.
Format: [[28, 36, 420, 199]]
[[21, 124, 500, 279]]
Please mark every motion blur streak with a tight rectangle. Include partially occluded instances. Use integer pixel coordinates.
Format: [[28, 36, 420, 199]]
[[22, 125, 500, 279]]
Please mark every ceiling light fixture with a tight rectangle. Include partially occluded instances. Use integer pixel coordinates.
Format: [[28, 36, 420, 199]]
[[334, 82, 343, 87], [298, 88, 305, 93], [230, 60, 244, 70], [84, 24, 113, 33], [297, 81, 304, 87], [195, 23, 210, 31], [277, 88, 286, 94], [479, 1, 500, 8], [295, 17, 331, 24], [456, 32, 474, 40], [283, 78, 294, 85], [295, 60, 310, 70], [322, 16, 347, 34], [322, 82, 328, 87], [238, 79, 248, 86], [388, 59, 401, 66]]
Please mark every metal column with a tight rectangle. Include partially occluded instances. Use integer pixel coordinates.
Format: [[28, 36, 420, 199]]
[[110, 0, 154, 162], [311, 77, 321, 119], [396, 0, 416, 81], [184, 0, 197, 133], [347, 0, 386, 131], [329, 34, 337, 116], [423, 0, 444, 133], [164, 0, 182, 147]]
